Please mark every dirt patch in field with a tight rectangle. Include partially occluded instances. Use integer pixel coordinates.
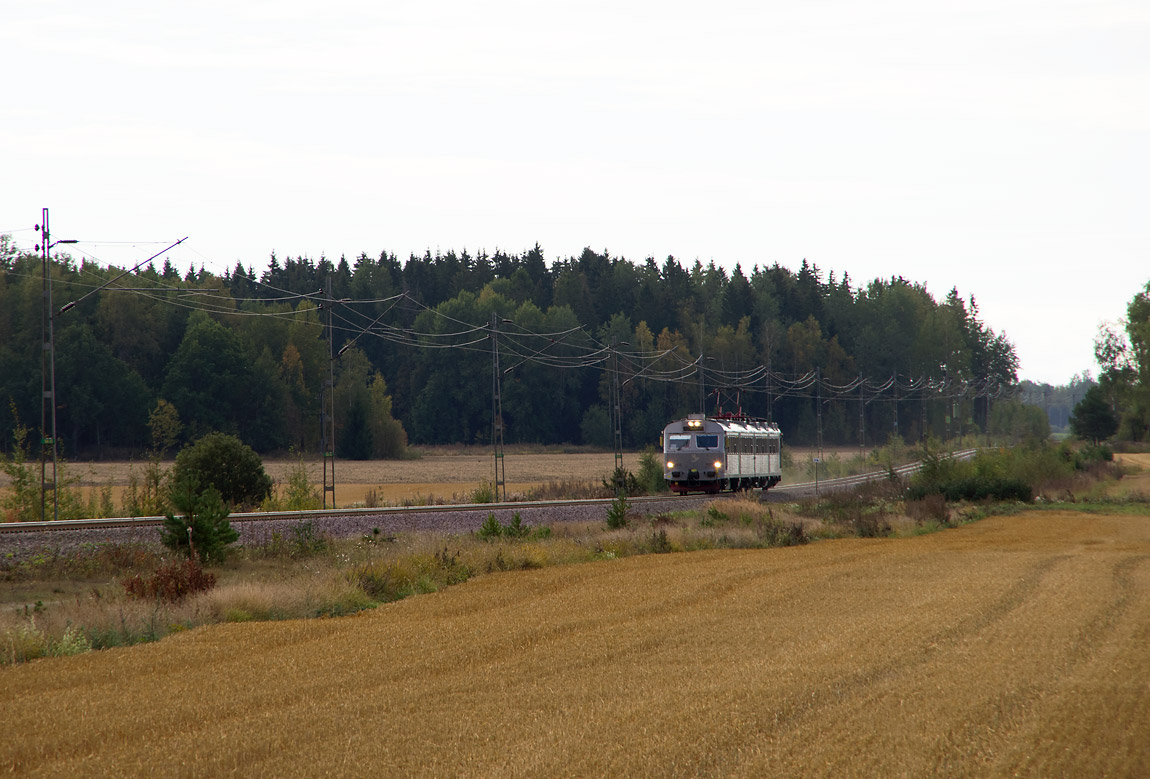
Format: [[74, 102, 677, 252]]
[[3, 510, 1148, 776]]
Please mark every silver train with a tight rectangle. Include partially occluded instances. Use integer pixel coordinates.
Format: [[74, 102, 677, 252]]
[[662, 414, 783, 494]]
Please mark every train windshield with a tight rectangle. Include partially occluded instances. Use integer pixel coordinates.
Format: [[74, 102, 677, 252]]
[[695, 434, 719, 449], [667, 434, 691, 450]]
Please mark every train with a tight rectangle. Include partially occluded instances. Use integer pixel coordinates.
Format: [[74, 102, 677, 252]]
[[662, 413, 782, 494]]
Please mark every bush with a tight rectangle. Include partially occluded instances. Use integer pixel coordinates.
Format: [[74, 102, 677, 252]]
[[606, 492, 631, 529], [754, 517, 809, 546], [264, 454, 322, 511], [602, 467, 639, 497], [172, 432, 272, 508], [477, 512, 532, 541], [478, 513, 503, 541], [160, 474, 239, 564], [123, 558, 216, 602], [909, 448, 1035, 504], [906, 494, 950, 526], [637, 447, 668, 494]]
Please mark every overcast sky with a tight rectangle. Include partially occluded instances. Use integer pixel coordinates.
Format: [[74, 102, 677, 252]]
[[3, 0, 1147, 385]]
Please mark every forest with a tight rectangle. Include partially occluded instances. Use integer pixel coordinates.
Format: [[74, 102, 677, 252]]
[[0, 235, 1024, 458]]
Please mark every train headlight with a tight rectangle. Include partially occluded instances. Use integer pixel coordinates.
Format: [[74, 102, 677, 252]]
[[713, 460, 723, 469], [665, 460, 674, 469]]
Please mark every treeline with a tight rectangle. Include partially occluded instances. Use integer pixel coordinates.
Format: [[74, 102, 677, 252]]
[[1081, 283, 1150, 442], [0, 236, 1021, 457]]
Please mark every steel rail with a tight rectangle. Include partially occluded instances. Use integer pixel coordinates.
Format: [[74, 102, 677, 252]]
[[0, 494, 695, 534], [0, 451, 978, 534]]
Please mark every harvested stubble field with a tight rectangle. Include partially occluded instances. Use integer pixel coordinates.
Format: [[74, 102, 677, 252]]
[[3, 509, 1148, 776], [0, 450, 648, 508]]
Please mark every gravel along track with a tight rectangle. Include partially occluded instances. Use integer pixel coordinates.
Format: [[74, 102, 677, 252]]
[[0, 494, 719, 564]]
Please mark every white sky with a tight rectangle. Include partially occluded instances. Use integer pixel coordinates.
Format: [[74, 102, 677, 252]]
[[3, 0, 1147, 386]]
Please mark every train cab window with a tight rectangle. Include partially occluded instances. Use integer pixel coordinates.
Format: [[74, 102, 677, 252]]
[[668, 434, 691, 450], [696, 434, 719, 449]]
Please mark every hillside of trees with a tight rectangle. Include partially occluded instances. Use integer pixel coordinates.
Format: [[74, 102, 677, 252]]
[[1, 235, 1022, 458]]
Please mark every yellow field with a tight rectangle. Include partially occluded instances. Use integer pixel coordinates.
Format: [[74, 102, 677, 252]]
[[0, 451, 647, 507], [3, 510, 1148, 776]]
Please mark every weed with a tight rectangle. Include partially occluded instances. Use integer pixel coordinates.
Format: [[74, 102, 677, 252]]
[[122, 559, 216, 603], [649, 528, 672, 554], [754, 517, 809, 547], [289, 521, 329, 558], [700, 504, 727, 527], [471, 481, 497, 504], [906, 494, 950, 526]]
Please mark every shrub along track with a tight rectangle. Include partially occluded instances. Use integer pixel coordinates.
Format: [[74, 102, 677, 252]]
[[2, 510, 1148, 777]]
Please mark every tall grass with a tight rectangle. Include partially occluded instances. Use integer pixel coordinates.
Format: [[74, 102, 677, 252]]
[[2, 444, 1129, 668]]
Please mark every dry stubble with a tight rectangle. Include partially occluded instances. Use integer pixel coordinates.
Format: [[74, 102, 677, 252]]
[[2, 511, 1148, 777]]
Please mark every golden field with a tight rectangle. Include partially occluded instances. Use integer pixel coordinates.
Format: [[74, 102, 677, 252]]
[[2, 509, 1148, 777], [0, 450, 649, 508]]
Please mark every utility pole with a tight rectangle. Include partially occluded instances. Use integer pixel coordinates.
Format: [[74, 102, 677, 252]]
[[765, 361, 773, 424], [321, 276, 336, 508], [38, 209, 59, 521], [815, 366, 823, 461], [921, 381, 928, 445], [698, 352, 705, 415], [35, 209, 78, 522], [491, 314, 506, 502], [892, 372, 899, 440], [858, 373, 865, 459], [610, 338, 623, 490]]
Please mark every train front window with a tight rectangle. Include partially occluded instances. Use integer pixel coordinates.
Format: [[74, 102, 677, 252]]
[[695, 434, 719, 449], [668, 434, 691, 450]]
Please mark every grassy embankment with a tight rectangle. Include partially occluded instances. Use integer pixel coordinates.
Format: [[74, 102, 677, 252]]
[[1, 440, 1134, 666]]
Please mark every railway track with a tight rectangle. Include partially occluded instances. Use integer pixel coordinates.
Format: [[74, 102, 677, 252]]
[[0, 450, 977, 536]]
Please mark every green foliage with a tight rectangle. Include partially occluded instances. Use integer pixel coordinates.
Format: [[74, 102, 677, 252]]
[[122, 456, 170, 517], [348, 547, 471, 603], [700, 504, 727, 527], [477, 512, 532, 541], [989, 399, 1050, 443], [159, 474, 238, 564], [0, 238, 1026, 456], [1070, 385, 1119, 444], [637, 447, 668, 494], [249, 521, 330, 560], [172, 432, 272, 508], [580, 405, 612, 448], [602, 467, 639, 497], [470, 481, 497, 504], [478, 513, 503, 541], [0, 404, 88, 522], [606, 492, 631, 529], [3, 619, 91, 665], [148, 399, 183, 454], [0, 412, 39, 523], [263, 454, 322, 511], [287, 521, 329, 557], [908, 448, 1040, 503]]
